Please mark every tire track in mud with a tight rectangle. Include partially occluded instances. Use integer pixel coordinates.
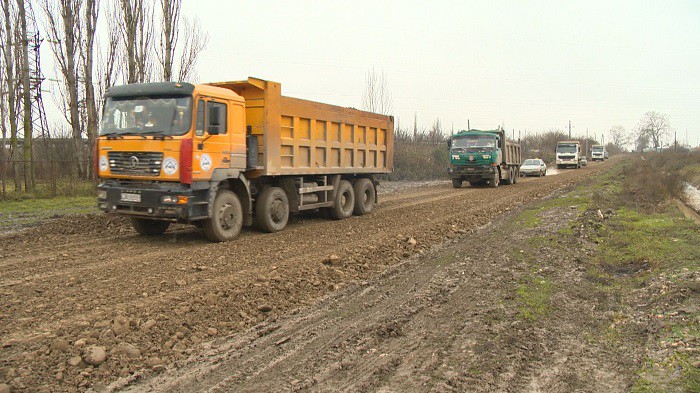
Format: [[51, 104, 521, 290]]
[[124, 161, 627, 393], [0, 162, 615, 392]]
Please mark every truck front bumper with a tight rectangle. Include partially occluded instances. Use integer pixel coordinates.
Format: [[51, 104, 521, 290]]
[[449, 165, 497, 181], [97, 180, 209, 222]]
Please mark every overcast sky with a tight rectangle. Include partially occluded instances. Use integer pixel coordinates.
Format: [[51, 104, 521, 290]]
[[43, 0, 700, 146]]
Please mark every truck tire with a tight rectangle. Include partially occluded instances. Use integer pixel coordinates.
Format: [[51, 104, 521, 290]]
[[130, 217, 170, 236], [202, 190, 243, 242], [256, 186, 289, 232], [512, 168, 518, 183], [489, 173, 500, 188], [503, 168, 514, 185], [353, 178, 376, 215], [329, 180, 354, 220], [451, 178, 462, 188]]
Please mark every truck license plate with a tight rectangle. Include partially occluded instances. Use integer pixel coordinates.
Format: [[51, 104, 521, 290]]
[[120, 192, 141, 203]]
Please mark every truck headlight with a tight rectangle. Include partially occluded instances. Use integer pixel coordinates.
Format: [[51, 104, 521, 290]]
[[162, 195, 177, 204], [97, 190, 107, 200]]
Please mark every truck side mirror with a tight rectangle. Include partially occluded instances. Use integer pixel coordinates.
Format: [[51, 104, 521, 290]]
[[447, 139, 452, 148]]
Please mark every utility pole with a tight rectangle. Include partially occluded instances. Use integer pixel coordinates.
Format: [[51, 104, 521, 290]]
[[467, 119, 470, 131], [568, 120, 571, 138], [585, 128, 588, 158], [674, 130, 677, 149]]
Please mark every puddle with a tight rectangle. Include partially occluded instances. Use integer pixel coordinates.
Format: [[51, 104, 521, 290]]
[[545, 167, 561, 176]]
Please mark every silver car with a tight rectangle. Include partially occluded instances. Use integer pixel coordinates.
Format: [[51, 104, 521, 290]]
[[520, 158, 547, 177]]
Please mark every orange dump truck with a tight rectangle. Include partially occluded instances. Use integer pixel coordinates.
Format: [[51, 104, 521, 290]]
[[96, 77, 394, 241]]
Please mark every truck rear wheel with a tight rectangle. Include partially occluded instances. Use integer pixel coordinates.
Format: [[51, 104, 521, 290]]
[[329, 180, 354, 220], [512, 168, 518, 183], [503, 168, 514, 185], [130, 217, 170, 236], [256, 186, 289, 233], [202, 190, 243, 242], [353, 178, 375, 215], [451, 178, 462, 188]]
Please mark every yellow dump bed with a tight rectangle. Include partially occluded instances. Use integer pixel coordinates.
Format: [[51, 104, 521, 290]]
[[209, 78, 394, 177]]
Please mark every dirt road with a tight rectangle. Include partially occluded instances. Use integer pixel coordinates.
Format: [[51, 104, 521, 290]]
[[0, 161, 614, 392]]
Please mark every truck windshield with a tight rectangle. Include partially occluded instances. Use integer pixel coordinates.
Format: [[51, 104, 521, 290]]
[[452, 136, 496, 151], [556, 145, 578, 153], [100, 96, 193, 136]]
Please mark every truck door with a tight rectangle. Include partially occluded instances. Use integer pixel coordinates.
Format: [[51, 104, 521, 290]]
[[193, 98, 230, 179]]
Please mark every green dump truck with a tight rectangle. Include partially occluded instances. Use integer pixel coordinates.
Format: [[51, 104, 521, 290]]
[[447, 128, 522, 188]]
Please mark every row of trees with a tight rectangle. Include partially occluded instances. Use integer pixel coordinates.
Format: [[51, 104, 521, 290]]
[[0, 0, 208, 197]]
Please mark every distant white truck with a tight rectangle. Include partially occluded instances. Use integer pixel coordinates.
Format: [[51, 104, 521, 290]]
[[591, 145, 606, 161], [556, 140, 582, 169]]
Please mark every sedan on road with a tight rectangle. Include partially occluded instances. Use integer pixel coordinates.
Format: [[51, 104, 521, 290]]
[[520, 158, 547, 177]]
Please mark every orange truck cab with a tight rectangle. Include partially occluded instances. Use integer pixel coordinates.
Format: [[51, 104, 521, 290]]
[[97, 78, 394, 242]]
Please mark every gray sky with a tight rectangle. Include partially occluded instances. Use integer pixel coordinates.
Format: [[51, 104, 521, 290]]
[[45, 0, 700, 146]]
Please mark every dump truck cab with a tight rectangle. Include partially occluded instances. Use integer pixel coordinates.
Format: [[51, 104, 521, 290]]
[[447, 129, 521, 188], [556, 140, 582, 169], [591, 144, 605, 161], [97, 82, 249, 230]]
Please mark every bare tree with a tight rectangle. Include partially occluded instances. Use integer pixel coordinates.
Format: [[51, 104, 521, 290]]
[[176, 17, 208, 82], [81, 0, 99, 178], [41, 0, 83, 167], [0, 26, 6, 197], [157, 0, 179, 81], [96, 1, 119, 111], [637, 111, 670, 149], [18, 0, 34, 190], [157, 0, 208, 82], [361, 68, 392, 115], [608, 125, 629, 151], [117, 0, 154, 83], [2, 0, 21, 191]]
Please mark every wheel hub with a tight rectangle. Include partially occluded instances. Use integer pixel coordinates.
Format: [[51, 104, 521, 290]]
[[270, 198, 287, 222], [220, 203, 236, 230]]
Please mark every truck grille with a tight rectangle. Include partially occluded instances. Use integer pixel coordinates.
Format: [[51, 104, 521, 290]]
[[108, 152, 164, 176]]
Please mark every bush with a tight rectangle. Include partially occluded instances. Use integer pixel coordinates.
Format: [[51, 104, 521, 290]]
[[390, 142, 448, 180], [621, 149, 699, 209]]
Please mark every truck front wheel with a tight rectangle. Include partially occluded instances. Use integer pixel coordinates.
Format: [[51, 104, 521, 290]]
[[130, 217, 170, 236], [353, 178, 376, 215], [256, 186, 289, 233], [451, 178, 462, 188], [203, 190, 243, 242], [329, 180, 355, 220], [489, 173, 500, 188]]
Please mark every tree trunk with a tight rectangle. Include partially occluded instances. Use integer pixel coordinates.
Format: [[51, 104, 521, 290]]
[[83, 0, 99, 179], [18, 0, 34, 191], [2, 0, 21, 191]]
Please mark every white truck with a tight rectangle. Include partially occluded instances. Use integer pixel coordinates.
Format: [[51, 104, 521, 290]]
[[555, 140, 582, 169], [591, 145, 606, 161]]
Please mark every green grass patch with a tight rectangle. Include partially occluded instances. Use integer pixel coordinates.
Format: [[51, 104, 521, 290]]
[[432, 253, 458, 266], [0, 196, 98, 228], [593, 206, 700, 273], [1, 180, 96, 201], [515, 276, 552, 321], [515, 207, 542, 228]]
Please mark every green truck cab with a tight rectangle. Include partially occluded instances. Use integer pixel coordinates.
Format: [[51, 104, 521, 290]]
[[447, 129, 522, 188]]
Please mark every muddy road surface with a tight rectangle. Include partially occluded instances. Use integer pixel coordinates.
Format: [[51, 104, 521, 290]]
[[0, 162, 613, 392]]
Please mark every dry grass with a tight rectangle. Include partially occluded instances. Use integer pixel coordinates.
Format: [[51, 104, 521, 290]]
[[621, 149, 699, 210]]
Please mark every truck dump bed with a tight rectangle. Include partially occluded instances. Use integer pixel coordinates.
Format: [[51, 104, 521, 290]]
[[210, 78, 394, 177]]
